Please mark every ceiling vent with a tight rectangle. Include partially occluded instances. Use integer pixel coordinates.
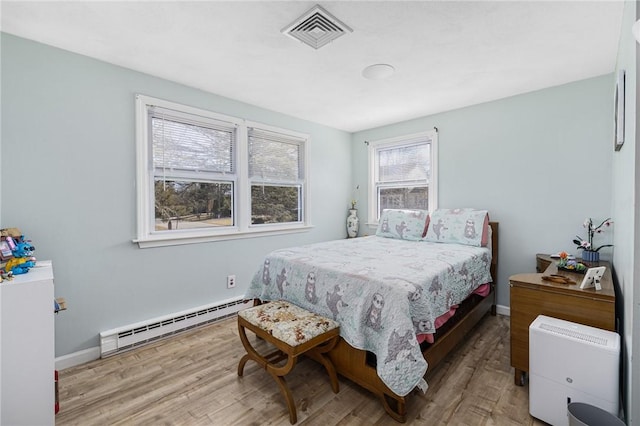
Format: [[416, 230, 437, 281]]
[[282, 5, 352, 49]]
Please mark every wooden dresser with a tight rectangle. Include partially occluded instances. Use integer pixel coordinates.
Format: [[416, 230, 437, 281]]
[[509, 254, 616, 385]]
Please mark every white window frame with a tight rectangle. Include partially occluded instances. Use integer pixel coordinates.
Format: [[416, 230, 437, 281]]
[[134, 95, 311, 248], [367, 130, 438, 225], [247, 122, 307, 228]]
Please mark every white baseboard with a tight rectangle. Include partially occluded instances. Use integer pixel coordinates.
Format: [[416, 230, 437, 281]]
[[54, 303, 511, 371], [496, 304, 510, 317], [55, 346, 101, 371]]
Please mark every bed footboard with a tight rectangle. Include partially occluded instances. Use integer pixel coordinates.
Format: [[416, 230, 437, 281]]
[[305, 284, 495, 423], [307, 337, 408, 422]]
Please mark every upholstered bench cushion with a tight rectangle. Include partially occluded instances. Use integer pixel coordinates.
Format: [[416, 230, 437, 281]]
[[239, 300, 339, 347]]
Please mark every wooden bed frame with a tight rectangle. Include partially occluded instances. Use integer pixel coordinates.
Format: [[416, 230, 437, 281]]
[[306, 222, 499, 423]]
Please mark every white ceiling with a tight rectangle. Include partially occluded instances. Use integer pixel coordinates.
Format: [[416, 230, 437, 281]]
[[0, 1, 625, 132]]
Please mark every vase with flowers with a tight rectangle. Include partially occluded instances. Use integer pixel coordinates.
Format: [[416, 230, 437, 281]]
[[572, 217, 613, 262]]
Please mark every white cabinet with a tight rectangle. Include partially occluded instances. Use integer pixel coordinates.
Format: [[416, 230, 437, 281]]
[[0, 261, 55, 425]]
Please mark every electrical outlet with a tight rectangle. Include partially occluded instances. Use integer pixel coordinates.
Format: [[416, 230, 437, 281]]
[[227, 275, 236, 289]]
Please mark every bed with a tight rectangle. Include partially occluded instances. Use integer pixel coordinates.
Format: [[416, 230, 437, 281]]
[[245, 208, 498, 422]]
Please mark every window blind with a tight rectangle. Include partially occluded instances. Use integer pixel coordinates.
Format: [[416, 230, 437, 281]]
[[377, 140, 430, 184], [150, 106, 236, 175], [248, 128, 305, 182]]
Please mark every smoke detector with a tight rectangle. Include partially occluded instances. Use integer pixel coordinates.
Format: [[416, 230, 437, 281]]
[[282, 4, 352, 49]]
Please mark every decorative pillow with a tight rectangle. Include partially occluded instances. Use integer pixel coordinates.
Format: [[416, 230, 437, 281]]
[[376, 209, 430, 241], [423, 208, 490, 247]]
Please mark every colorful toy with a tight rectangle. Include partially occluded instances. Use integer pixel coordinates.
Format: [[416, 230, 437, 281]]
[[5, 257, 36, 275], [0, 269, 12, 282], [12, 239, 35, 258], [2, 235, 37, 275]]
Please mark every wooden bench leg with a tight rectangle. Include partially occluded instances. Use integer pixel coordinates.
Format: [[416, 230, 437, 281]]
[[237, 322, 265, 376], [268, 365, 297, 424], [308, 336, 340, 393], [237, 353, 251, 377], [238, 321, 300, 424], [266, 352, 298, 423]]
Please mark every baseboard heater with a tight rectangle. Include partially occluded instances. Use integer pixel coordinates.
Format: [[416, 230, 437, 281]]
[[100, 297, 252, 357]]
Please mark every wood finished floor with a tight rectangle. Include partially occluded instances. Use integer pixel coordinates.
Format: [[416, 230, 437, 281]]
[[56, 314, 545, 425]]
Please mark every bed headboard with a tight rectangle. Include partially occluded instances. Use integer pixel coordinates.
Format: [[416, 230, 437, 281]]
[[489, 221, 499, 291]]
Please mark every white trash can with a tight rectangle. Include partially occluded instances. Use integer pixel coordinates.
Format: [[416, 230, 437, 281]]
[[568, 402, 624, 426]]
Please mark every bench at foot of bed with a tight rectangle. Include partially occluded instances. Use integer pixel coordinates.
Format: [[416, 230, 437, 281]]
[[237, 300, 340, 424]]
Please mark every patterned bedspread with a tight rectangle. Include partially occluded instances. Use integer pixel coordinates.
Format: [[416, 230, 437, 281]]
[[245, 235, 492, 397]]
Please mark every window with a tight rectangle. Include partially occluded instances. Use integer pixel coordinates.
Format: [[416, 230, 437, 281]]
[[150, 105, 237, 233], [135, 95, 309, 247], [368, 130, 438, 222], [248, 127, 305, 225]]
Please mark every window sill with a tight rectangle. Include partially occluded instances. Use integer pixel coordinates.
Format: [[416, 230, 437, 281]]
[[133, 225, 314, 248]]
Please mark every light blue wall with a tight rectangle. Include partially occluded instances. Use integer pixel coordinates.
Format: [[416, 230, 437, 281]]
[[612, 1, 638, 423], [353, 75, 614, 309], [0, 34, 352, 356], [0, 33, 619, 367]]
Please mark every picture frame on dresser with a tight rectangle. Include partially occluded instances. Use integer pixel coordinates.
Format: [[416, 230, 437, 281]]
[[580, 266, 606, 290]]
